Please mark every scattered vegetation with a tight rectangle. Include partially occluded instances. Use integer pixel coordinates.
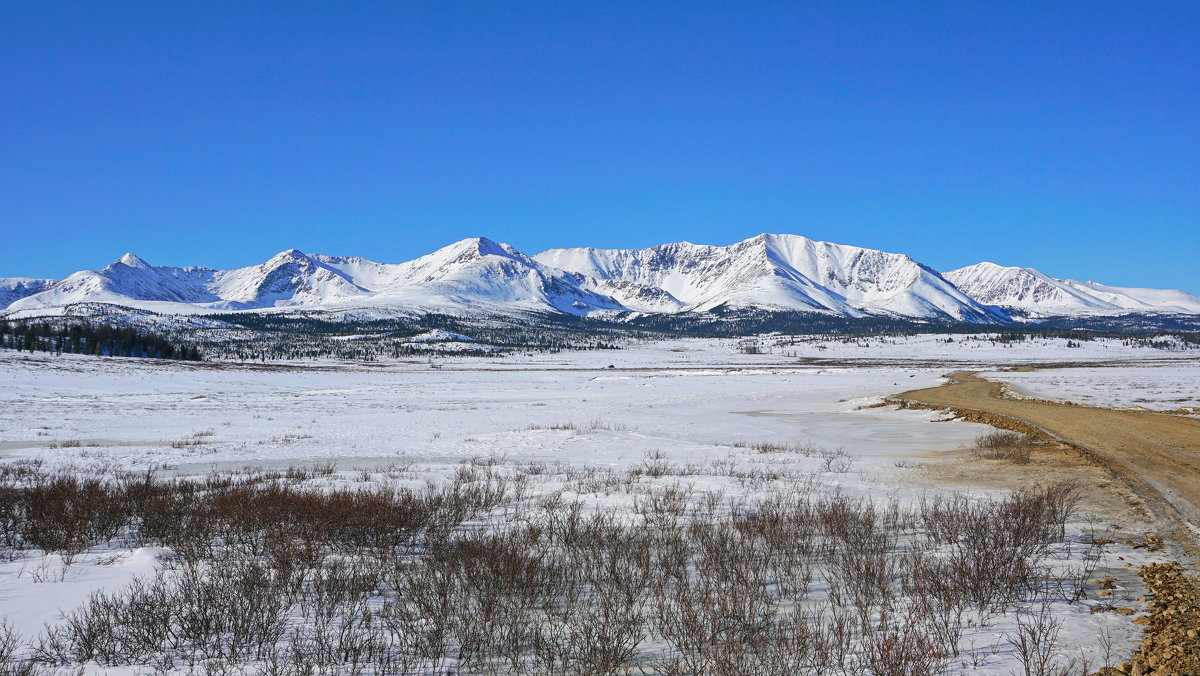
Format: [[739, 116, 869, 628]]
[[190, 312, 626, 361], [973, 430, 1037, 464], [0, 458, 1104, 674], [524, 419, 635, 433], [4, 306, 1197, 363]]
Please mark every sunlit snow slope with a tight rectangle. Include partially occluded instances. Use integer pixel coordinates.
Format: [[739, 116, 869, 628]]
[[536, 233, 1005, 322], [5, 234, 1196, 322], [945, 262, 1200, 316], [4, 238, 625, 317]]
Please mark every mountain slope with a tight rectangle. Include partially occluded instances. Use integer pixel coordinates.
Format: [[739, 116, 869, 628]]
[[336, 237, 628, 315], [945, 263, 1200, 315], [3, 239, 627, 317], [207, 249, 370, 309], [5, 236, 1194, 323], [5, 251, 372, 313], [1059, 279, 1200, 314], [0, 278, 58, 309], [536, 233, 1005, 322], [5, 254, 222, 312]]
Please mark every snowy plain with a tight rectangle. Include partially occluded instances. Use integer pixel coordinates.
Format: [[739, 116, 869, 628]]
[[1, 334, 1196, 674], [986, 363, 1200, 411]]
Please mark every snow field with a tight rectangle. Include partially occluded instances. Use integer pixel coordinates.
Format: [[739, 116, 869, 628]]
[[0, 336, 1192, 673], [986, 363, 1200, 411]]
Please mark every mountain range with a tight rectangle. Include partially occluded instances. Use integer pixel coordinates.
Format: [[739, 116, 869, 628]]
[[3, 234, 1197, 324], [944, 262, 1200, 316]]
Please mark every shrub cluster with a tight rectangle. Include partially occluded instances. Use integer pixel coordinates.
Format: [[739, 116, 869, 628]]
[[0, 460, 1091, 674], [973, 429, 1037, 463]]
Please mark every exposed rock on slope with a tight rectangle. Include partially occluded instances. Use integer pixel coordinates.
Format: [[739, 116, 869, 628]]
[[536, 233, 1005, 322]]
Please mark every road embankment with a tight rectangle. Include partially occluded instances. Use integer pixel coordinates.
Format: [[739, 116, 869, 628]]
[[893, 371, 1200, 558]]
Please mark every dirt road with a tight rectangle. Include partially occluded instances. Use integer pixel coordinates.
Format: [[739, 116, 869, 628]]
[[896, 372, 1200, 556]]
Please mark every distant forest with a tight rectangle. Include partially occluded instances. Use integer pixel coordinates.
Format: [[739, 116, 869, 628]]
[[2, 305, 1197, 363], [0, 320, 203, 361]]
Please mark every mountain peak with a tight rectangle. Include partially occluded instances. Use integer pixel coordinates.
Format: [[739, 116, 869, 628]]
[[433, 237, 522, 263], [455, 237, 509, 258], [266, 249, 311, 265], [962, 261, 1035, 275], [944, 262, 1128, 314], [752, 232, 804, 244], [475, 237, 508, 257], [116, 253, 150, 268]]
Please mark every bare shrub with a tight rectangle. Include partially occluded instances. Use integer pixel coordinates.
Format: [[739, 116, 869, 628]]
[[0, 621, 42, 676], [22, 475, 129, 557], [821, 448, 854, 473], [974, 429, 1035, 463], [861, 605, 952, 676], [916, 483, 1079, 614], [1006, 599, 1066, 676], [35, 560, 293, 667], [739, 440, 823, 456], [525, 421, 580, 431]]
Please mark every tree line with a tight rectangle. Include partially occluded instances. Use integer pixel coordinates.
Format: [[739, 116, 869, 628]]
[[0, 320, 203, 361]]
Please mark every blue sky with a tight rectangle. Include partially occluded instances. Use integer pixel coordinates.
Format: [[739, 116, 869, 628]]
[[2, 2, 1197, 291]]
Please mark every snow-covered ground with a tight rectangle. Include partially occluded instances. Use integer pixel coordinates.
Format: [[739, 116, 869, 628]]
[[0, 343, 974, 472], [0, 335, 1194, 674], [6, 334, 1192, 471], [986, 363, 1200, 411], [748, 332, 1198, 365]]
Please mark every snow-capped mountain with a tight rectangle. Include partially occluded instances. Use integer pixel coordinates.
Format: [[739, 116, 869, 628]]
[[535, 234, 1006, 322], [3, 238, 626, 317], [314, 237, 627, 315], [4, 250, 373, 313], [0, 278, 57, 309], [945, 262, 1200, 316], [1061, 280, 1200, 314], [6, 254, 223, 312], [5, 235, 1196, 323]]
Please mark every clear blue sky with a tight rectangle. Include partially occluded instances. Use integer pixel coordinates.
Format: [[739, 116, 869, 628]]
[[2, 2, 1197, 292]]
